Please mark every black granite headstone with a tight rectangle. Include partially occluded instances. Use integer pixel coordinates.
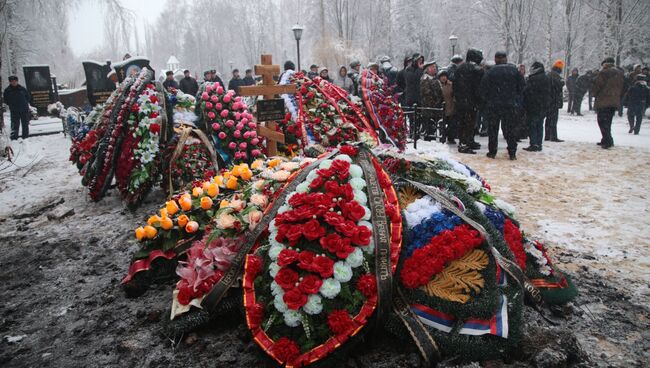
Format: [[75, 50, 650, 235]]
[[113, 57, 154, 83], [83, 60, 116, 106], [23, 65, 54, 115]]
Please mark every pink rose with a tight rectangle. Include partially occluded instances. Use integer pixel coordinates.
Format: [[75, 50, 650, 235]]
[[235, 96, 242, 103], [251, 138, 260, 145], [252, 149, 261, 157], [239, 142, 247, 150], [225, 120, 234, 128], [212, 123, 221, 131], [242, 118, 249, 125], [205, 102, 213, 110], [216, 87, 224, 94], [201, 92, 209, 101], [223, 95, 232, 103], [205, 85, 213, 93], [208, 111, 216, 120], [216, 213, 236, 229], [248, 210, 263, 229], [220, 110, 229, 118], [250, 130, 257, 138], [211, 95, 219, 103], [233, 130, 241, 138], [235, 112, 242, 120], [216, 103, 222, 110], [218, 132, 227, 139], [234, 152, 242, 159], [240, 152, 247, 159], [214, 82, 221, 88], [229, 142, 237, 149], [232, 102, 241, 110], [236, 123, 244, 131], [250, 194, 269, 207], [248, 122, 257, 129], [243, 131, 251, 138]]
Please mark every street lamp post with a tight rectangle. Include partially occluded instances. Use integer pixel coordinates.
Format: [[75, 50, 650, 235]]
[[292, 24, 304, 71], [449, 35, 458, 56]]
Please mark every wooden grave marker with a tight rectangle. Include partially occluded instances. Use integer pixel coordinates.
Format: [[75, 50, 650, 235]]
[[239, 54, 294, 156]]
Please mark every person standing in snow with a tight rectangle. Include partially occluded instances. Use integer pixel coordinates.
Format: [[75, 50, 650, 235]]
[[404, 53, 425, 107], [523, 62, 550, 152], [348, 60, 362, 97], [419, 60, 443, 141], [242, 69, 256, 87], [567, 68, 579, 114], [319, 67, 333, 83], [453, 48, 484, 154], [379, 56, 398, 89], [228, 69, 243, 95], [516, 64, 529, 141], [480, 51, 525, 160], [334, 66, 354, 95], [163, 70, 179, 91], [447, 54, 464, 82], [591, 57, 625, 149], [545, 60, 565, 142], [3, 76, 31, 140], [574, 70, 593, 116], [396, 56, 411, 104], [438, 69, 457, 144], [179, 69, 199, 96], [623, 74, 650, 135]]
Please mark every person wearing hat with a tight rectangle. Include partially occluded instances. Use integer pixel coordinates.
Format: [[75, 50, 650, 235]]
[[544, 59, 565, 142], [404, 53, 425, 107], [367, 62, 379, 75], [447, 54, 464, 82], [163, 70, 179, 91], [179, 69, 198, 96], [348, 60, 362, 96], [622, 74, 650, 135], [319, 67, 332, 83], [523, 61, 551, 152], [308, 64, 319, 79], [396, 56, 412, 101], [437, 69, 456, 143], [379, 56, 398, 88], [591, 57, 624, 148], [419, 60, 443, 141], [3, 76, 31, 140], [453, 48, 484, 154], [480, 51, 525, 160], [211, 69, 225, 88]]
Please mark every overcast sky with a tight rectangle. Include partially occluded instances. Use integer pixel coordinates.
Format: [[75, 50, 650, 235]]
[[68, 0, 165, 56]]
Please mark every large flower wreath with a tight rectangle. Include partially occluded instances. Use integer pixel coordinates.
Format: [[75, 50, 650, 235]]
[[360, 69, 407, 151]]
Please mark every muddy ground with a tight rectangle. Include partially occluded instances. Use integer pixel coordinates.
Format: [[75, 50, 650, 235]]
[[0, 133, 648, 367]]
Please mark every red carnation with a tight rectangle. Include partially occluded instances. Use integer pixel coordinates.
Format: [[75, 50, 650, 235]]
[[339, 145, 358, 156], [247, 302, 264, 329], [285, 224, 303, 245], [312, 255, 334, 278], [330, 159, 350, 179], [150, 95, 158, 103], [271, 337, 300, 363], [247, 255, 263, 277], [297, 250, 316, 271], [356, 274, 377, 298], [277, 248, 299, 267], [131, 104, 140, 113], [352, 225, 372, 246], [324, 212, 345, 227], [149, 123, 161, 134], [327, 310, 355, 335], [298, 274, 323, 294], [150, 111, 159, 119], [302, 219, 326, 241], [283, 288, 308, 310], [342, 201, 366, 222], [177, 285, 193, 305], [275, 267, 299, 290]]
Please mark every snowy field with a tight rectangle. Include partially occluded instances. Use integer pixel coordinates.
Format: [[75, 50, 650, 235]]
[[0, 105, 649, 366]]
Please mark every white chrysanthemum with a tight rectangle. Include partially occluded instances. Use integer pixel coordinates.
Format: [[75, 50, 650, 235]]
[[269, 262, 280, 278], [465, 177, 483, 194], [141, 151, 153, 164], [278, 204, 291, 213], [403, 197, 441, 228], [319, 278, 341, 299], [353, 189, 367, 205], [350, 177, 366, 190], [494, 199, 516, 217], [273, 293, 288, 313], [333, 261, 353, 282], [268, 243, 285, 261], [363, 238, 375, 254], [283, 309, 302, 327], [345, 247, 364, 268], [296, 182, 310, 193], [349, 164, 363, 178], [319, 159, 333, 169], [361, 206, 371, 221], [307, 170, 319, 182], [270, 281, 283, 296], [285, 192, 297, 204], [269, 219, 277, 232], [335, 154, 352, 163], [303, 294, 323, 315]]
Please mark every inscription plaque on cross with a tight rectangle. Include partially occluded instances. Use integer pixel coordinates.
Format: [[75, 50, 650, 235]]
[[239, 54, 295, 157]]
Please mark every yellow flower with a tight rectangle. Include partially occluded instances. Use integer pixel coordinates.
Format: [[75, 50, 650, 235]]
[[159, 208, 169, 218], [179, 195, 193, 211], [207, 183, 219, 197], [160, 216, 173, 230], [240, 168, 253, 181], [200, 196, 213, 210], [177, 214, 189, 228], [219, 199, 230, 208], [202, 181, 211, 192], [166, 200, 180, 216], [144, 225, 157, 239], [231, 165, 242, 177], [226, 176, 238, 190], [192, 187, 204, 197], [268, 158, 282, 168], [214, 175, 224, 186], [147, 215, 161, 226], [251, 159, 263, 170], [135, 227, 146, 241]]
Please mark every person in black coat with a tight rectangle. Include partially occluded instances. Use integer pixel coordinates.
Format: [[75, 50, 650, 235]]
[[228, 69, 244, 94], [242, 69, 256, 87], [480, 51, 525, 160], [523, 62, 551, 152], [395, 56, 411, 101], [574, 71, 593, 116], [545, 60, 565, 142], [453, 48, 484, 154], [404, 53, 424, 106], [623, 74, 650, 135], [566, 68, 578, 114], [447, 54, 463, 82], [163, 70, 179, 91], [179, 69, 199, 96], [3, 76, 31, 140]]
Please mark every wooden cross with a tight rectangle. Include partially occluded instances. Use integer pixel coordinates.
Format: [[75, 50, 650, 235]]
[[239, 54, 295, 157]]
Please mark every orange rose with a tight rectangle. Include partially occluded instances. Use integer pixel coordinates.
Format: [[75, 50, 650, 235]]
[[240, 168, 253, 181], [268, 158, 281, 168], [166, 200, 180, 216], [159, 208, 169, 218], [226, 176, 238, 190], [179, 196, 192, 211], [192, 187, 203, 197], [185, 221, 199, 233], [202, 181, 211, 192], [231, 165, 242, 177], [251, 159, 263, 170], [144, 225, 157, 239], [219, 199, 230, 208], [160, 216, 173, 230], [200, 196, 213, 210], [135, 227, 146, 241], [214, 175, 224, 186], [177, 215, 189, 228], [147, 215, 161, 226], [207, 183, 219, 197]]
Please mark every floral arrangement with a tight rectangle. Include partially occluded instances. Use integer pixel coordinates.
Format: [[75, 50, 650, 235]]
[[242, 146, 402, 366], [274, 112, 303, 157], [162, 136, 216, 195], [200, 82, 263, 164], [360, 69, 407, 151]]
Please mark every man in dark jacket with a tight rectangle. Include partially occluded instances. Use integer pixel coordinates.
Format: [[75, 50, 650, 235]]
[[348, 60, 361, 96], [523, 62, 550, 152], [396, 57, 411, 100], [480, 51, 525, 160], [623, 74, 650, 135], [379, 56, 398, 89], [163, 70, 179, 91], [453, 48, 484, 154], [545, 60, 565, 142], [242, 69, 256, 86], [567, 68, 578, 114], [447, 54, 463, 82], [179, 69, 198, 96], [420, 60, 443, 140], [307, 64, 319, 79], [592, 57, 625, 148], [228, 69, 244, 94], [404, 53, 424, 106], [3, 76, 31, 140], [574, 71, 592, 116]]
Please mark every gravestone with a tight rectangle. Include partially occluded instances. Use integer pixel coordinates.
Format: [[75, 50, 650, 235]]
[[83, 60, 116, 106], [23, 65, 54, 115], [113, 57, 154, 83]]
